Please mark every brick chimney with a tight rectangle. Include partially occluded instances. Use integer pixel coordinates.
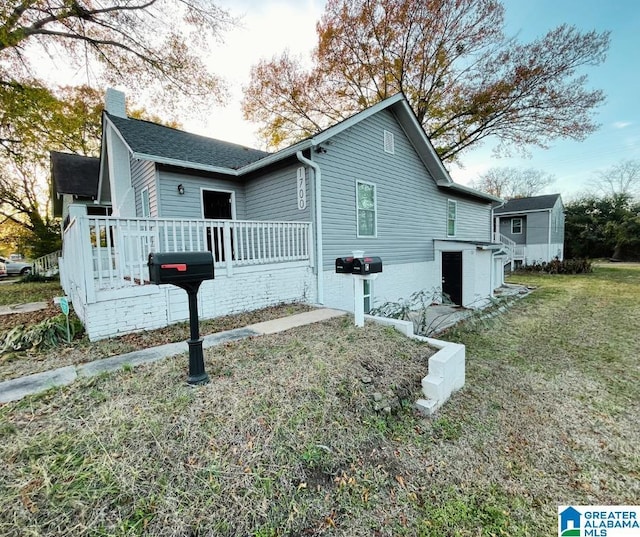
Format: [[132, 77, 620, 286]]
[[105, 88, 127, 117]]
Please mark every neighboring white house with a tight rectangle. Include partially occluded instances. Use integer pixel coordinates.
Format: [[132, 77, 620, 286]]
[[493, 194, 565, 267], [58, 89, 505, 340]]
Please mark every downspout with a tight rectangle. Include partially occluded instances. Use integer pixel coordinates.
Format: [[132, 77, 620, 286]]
[[296, 150, 324, 304], [547, 209, 552, 261]]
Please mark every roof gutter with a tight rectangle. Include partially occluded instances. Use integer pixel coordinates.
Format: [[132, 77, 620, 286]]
[[296, 150, 323, 305]]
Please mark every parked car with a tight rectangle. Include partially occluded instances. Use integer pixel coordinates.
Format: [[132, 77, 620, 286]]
[[0, 256, 32, 276], [0, 260, 6, 278]]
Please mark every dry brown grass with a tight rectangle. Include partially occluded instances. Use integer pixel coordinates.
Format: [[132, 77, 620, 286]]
[[0, 302, 312, 381], [1, 265, 638, 536], [1, 317, 433, 536]]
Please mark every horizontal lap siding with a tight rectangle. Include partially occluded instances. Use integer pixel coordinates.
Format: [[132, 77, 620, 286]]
[[131, 159, 156, 216], [317, 110, 491, 270], [500, 217, 527, 244], [526, 212, 550, 245], [550, 199, 565, 245], [157, 170, 246, 219], [452, 197, 492, 240], [245, 164, 311, 221]]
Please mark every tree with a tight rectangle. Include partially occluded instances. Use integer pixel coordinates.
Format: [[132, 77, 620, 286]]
[[1, 1, 233, 151], [564, 194, 640, 260], [243, 0, 609, 161], [470, 167, 554, 199], [0, 1, 231, 256], [590, 160, 640, 200]]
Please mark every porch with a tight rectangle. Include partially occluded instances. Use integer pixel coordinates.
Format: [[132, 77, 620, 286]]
[[60, 206, 315, 340]]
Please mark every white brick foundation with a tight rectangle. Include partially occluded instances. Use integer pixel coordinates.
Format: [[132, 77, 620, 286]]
[[77, 263, 316, 341], [323, 261, 440, 312]]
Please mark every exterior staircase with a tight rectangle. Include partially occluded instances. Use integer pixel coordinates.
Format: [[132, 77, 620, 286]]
[[493, 233, 525, 271], [32, 250, 61, 276]]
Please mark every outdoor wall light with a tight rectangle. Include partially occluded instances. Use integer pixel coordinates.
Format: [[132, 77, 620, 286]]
[[177, 184, 185, 195]]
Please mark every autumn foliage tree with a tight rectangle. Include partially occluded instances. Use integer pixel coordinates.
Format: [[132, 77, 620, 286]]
[[0, 0, 233, 256], [243, 0, 609, 161]]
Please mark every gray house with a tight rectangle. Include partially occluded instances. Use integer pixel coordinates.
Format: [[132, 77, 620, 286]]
[[60, 89, 503, 340], [493, 194, 565, 267]]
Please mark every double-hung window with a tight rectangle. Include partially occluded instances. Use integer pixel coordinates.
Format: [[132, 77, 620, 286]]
[[356, 180, 377, 237], [511, 218, 523, 234], [447, 200, 457, 237]]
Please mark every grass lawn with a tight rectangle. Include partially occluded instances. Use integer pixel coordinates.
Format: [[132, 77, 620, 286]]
[[1, 264, 638, 536]]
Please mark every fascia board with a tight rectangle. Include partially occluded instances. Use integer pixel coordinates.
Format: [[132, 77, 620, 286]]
[[391, 100, 452, 186], [96, 114, 110, 204], [441, 182, 503, 203], [132, 152, 240, 176], [238, 140, 313, 174], [311, 93, 406, 145], [103, 115, 135, 154], [495, 208, 553, 216]]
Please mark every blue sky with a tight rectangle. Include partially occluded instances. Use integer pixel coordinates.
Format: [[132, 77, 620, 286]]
[[449, 0, 640, 199], [203, 0, 639, 200]]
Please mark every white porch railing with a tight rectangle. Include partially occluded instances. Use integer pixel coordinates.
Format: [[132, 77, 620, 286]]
[[62, 214, 312, 299], [33, 250, 61, 275], [493, 232, 525, 269]]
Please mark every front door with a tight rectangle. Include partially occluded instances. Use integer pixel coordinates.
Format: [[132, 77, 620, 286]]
[[202, 190, 233, 261], [442, 251, 463, 306]]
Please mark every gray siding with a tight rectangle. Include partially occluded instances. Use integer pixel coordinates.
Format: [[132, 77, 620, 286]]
[[451, 196, 492, 240], [526, 212, 550, 245], [157, 170, 246, 219], [245, 164, 311, 222], [131, 159, 156, 217], [316, 109, 492, 269], [500, 217, 527, 244], [550, 198, 565, 244]]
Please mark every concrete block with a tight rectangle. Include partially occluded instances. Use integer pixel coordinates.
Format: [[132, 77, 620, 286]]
[[415, 398, 438, 416]]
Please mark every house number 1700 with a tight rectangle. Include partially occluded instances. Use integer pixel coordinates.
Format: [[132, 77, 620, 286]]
[[297, 167, 307, 210]]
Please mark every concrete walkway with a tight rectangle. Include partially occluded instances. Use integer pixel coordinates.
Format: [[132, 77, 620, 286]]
[[0, 308, 347, 404], [0, 301, 48, 316]]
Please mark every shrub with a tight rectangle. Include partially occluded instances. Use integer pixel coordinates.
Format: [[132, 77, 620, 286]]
[[0, 314, 84, 354], [19, 272, 59, 283], [517, 258, 593, 275]]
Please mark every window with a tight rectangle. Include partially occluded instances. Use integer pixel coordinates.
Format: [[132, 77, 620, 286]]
[[140, 187, 150, 217], [447, 200, 457, 236], [356, 181, 377, 237], [383, 130, 395, 154], [363, 279, 372, 313], [511, 218, 523, 234]]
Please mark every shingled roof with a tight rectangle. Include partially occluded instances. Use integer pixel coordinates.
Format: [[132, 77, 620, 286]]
[[106, 113, 271, 170], [50, 151, 100, 198], [494, 194, 562, 214]]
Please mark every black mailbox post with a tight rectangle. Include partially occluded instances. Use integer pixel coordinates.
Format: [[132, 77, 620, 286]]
[[148, 251, 214, 385], [352, 256, 383, 275]]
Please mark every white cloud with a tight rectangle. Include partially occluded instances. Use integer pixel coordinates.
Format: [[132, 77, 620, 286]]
[[613, 121, 632, 129]]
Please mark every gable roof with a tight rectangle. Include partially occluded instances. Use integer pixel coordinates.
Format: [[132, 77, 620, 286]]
[[50, 151, 100, 198], [494, 194, 562, 215], [105, 112, 270, 170], [103, 94, 500, 203]]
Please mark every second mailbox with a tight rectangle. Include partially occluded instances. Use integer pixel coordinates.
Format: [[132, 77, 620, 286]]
[[148, 251, 214, 285], [352, 256, 382, 275], [335, 257, 355, 274]]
